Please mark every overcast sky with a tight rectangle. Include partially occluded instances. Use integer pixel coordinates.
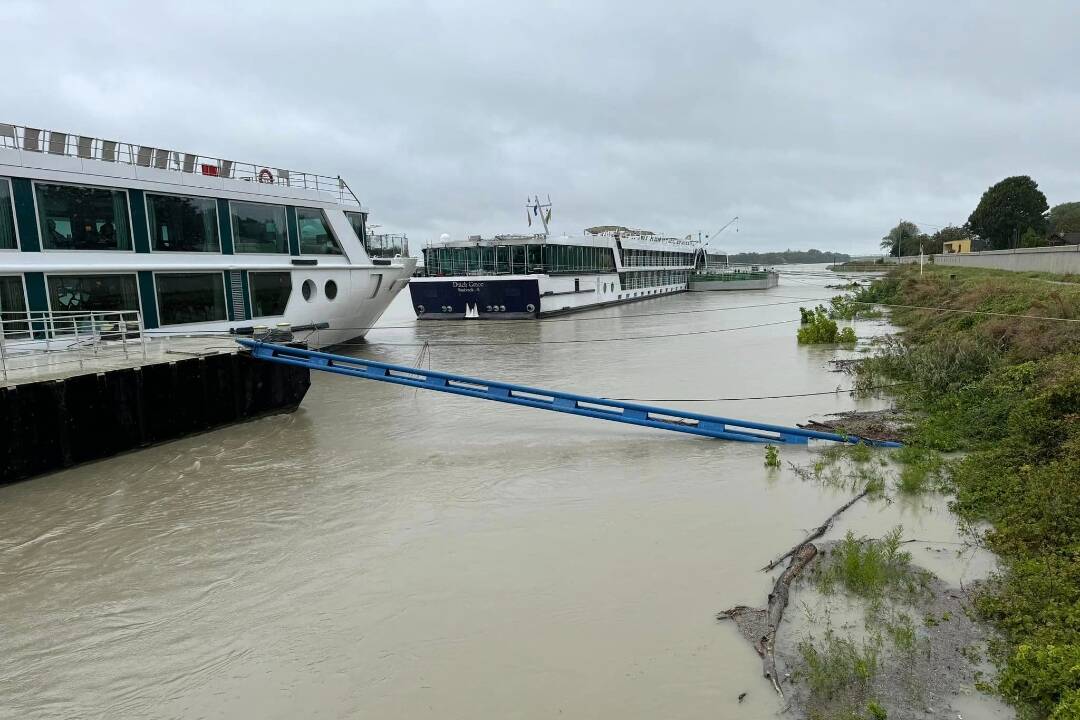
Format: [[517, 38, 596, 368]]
[[5, 1, 1079, 254]]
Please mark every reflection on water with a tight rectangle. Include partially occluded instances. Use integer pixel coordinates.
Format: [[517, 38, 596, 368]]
[[0, 269, 988, 719]]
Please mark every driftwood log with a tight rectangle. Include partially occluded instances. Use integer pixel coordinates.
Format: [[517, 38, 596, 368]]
[[718, 490, 869, 697]]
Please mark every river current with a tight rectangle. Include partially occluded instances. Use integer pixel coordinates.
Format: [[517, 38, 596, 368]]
[[0, 268, 999, 718]]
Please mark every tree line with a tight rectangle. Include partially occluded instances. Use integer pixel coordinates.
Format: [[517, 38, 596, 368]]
[[880, 176, 1080, 256], [726, 249, 851, 265]]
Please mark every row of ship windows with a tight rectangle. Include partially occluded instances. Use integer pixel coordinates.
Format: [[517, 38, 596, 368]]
[[0, 177, 365, 256], [0, 271, 310, 335], [618, 270, 689, 289], [619, 249, 694, 267]]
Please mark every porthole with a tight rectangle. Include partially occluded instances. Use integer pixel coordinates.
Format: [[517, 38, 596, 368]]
[[302, 279, 316, 302], [526, 303, 536, 312], [325, 279, 338, 300], [417, 304, 426, 313]]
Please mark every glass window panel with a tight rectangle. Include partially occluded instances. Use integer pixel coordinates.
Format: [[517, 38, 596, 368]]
[[155, 273, 227, 325], [231, 201, 287, 254], [0, 179, 17, 250], [250, 272, 292, 318], [147, 193, 219, 252], [35, 183, 131, 250], [0, 275, 28, 338], [47, 274, 139, 312], [344, 210, 365, 241], [296, 207, 342, 255]]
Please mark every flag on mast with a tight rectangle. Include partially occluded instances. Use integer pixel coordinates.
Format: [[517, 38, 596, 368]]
[[544, 207, 552, 224]]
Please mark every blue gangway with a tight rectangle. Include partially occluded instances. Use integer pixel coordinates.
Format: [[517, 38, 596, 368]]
[[239, 340, 901, 447]]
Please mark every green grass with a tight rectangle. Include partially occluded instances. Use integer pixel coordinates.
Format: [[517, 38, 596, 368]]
[[798, 628, 883, 718], [850, 266, 1080, 719], [814, 527, 924, 600]]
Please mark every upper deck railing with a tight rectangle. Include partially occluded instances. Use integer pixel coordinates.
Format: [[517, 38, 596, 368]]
[[0, 122, 363, 208]]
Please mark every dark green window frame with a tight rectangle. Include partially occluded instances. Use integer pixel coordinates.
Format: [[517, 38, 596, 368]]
[[35, 182, 132, 251], [154, 272, 228, 326], [230, 201, 288, 254], [146, 192, 220, 252], [249, 271, 292, 318]]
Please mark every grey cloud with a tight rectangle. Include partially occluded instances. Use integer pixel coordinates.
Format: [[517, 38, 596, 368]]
[[4, 0, 1079, 253]]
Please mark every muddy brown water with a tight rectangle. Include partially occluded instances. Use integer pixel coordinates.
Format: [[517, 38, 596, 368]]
[[0, 269, 1004, 718]]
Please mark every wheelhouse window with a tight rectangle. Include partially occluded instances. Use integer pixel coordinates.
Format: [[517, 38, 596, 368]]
[[345, 211, 365, 243], [0, 275, 28, 338], [231, 201, 287, 253], [249, 272, 292, 317], [0, 179, 17, 250], [47, 274, 139, 313], [296, 207, 342, 255], [155, 273, 227, 325], [147, 193, 219, 252], [35, 183, 131, 250]]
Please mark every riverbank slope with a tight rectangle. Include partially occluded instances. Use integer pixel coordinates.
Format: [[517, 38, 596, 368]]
[[852, 266, 1080, 719]]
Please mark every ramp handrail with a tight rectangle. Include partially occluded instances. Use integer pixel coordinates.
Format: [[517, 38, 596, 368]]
[[238, 340, 901, 447]]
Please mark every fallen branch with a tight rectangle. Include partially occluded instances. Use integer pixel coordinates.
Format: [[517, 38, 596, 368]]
[[760, 488, 870, 572], [718, 489, 874, 697], [719, 544, 819, 697]]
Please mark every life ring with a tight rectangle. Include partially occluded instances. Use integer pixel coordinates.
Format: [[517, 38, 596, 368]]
[[258, 168, 274, 184]]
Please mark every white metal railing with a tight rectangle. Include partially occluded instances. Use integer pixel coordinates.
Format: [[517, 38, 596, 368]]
[[0, 309, 146, 382], [0, 122, 362, 208]]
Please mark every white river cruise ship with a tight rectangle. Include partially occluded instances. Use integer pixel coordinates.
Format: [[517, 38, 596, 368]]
[[410, 208, 698, 319], [0, 123, 415, 349]]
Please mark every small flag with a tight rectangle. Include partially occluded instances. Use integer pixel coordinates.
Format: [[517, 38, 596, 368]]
[[533, 203, 539, 216], [544, 208, 552, 224]]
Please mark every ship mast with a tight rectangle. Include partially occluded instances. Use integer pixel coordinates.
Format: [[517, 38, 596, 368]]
[[526, 195, 553, 236]]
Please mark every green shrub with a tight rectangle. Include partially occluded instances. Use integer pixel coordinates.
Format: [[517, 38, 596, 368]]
[[798, 307, 857, 344], [764, 444, 780, 467]]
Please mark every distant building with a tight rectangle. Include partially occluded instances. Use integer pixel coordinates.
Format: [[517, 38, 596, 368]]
[[942, 238, 972, 254], [1047, 231, 1080, 246]]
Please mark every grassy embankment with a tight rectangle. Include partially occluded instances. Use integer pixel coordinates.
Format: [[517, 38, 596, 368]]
[[848, 266, 1080, 719]]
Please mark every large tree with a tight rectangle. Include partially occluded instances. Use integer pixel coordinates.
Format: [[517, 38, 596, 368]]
[[1048, 202, 1080, 234], [880, 220, 922, 257], [967, 175, 1048, 250]]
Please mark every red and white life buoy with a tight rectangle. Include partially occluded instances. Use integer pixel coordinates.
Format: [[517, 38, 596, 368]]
[[258, 168, 274, 184]]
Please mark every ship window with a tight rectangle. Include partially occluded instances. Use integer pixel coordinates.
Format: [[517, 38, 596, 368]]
[[296, 207, 343, 255], [35, 183, 131, 251], [345, 210, 365, 242], [0, 275, 28, 338], [250, 272, 292, 317], [230, 201, 287, 253], [147, 193, 219, 252], [0, 179, 17, 250], [47, 273, 139, 313], [324, 279, 338, 300], [155, 272, 227, 325]]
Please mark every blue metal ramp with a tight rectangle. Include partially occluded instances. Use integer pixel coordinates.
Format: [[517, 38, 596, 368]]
[[239, 341, 900, 447]]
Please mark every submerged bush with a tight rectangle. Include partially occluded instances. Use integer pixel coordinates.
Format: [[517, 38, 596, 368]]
[[798, 306, 857, 344]]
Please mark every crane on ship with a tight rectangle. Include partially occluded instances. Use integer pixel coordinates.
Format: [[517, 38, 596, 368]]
[[694, 216, 739, 272]]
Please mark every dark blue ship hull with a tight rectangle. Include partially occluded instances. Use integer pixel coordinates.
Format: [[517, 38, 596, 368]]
[[409, 278, 542, 319]]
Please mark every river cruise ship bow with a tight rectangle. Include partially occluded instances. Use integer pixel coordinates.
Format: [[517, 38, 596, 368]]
[[0, 123, 415, 349]]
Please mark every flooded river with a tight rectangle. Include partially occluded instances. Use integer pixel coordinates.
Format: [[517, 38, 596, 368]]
[[0, 269, 996, 718]]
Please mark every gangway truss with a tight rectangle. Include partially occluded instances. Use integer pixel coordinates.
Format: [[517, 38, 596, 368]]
[[239, 341, 901, 447]]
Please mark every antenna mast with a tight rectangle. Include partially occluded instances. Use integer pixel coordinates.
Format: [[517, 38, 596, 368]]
[[526, 195, 553, 236]]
